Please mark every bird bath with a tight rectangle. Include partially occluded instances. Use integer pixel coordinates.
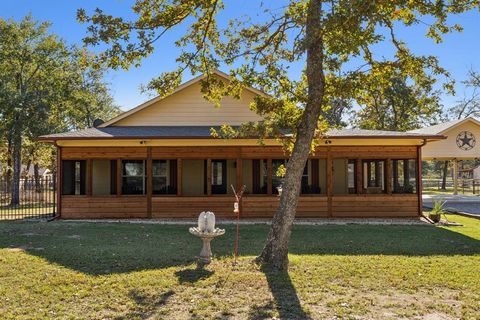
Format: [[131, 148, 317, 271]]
[[189, 211, 225, 264]]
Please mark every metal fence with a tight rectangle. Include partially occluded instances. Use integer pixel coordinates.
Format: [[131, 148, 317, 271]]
[[0, 176, 56, 220]]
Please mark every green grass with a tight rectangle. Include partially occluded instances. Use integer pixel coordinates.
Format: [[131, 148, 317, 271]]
[[0, 216, 479, 319]]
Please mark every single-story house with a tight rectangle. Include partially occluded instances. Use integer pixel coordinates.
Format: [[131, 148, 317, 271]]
[[39, 70, 445, 219]]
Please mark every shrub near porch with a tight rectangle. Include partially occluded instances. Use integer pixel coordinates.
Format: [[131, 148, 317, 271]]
[[0, 216, 479, 319]]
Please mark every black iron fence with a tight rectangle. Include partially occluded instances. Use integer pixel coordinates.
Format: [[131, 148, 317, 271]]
[[0, 176, 56, 220]]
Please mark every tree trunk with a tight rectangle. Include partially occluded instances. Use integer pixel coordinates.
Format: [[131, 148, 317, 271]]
[[34, 163, 42, 193], [441, 160, 449, 190], [256, 0, 325, 271], [6, 138, 12, 190], [10, 135, 22, 206]]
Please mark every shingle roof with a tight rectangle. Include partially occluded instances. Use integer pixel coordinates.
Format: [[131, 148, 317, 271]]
[[325, 128, 433, 138], [38, 126, 444, 140], [409, 117, 480, 135], [408, 119, 465, 135]]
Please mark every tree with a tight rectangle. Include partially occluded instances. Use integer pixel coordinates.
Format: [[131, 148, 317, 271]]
[[355, 72, 442, 131], [0, 15, 120, 206], [78, 0, 479, 270], [450, 69, 480, 119]]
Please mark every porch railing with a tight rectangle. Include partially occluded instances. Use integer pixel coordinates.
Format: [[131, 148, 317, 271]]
[[0, 176, 56, 220]]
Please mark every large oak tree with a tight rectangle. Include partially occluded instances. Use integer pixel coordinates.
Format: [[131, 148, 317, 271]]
[[78, 0, 479, 270]]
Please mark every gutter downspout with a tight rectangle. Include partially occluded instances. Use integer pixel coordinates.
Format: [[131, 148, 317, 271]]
[[47, 142, 61, 221]]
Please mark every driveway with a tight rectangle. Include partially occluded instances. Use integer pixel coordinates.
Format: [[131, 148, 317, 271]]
[[423, 194, 480, 215]]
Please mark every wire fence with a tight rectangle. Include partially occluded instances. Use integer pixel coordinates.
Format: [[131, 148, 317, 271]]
[[422, 178, 480, 194], [0, 176, 56, 220]]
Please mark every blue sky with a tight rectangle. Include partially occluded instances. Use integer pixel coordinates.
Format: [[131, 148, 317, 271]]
[[1, 0, 479, 112]]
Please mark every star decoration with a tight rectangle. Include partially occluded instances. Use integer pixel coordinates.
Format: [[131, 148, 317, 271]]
[[456, 131, 476, 151]]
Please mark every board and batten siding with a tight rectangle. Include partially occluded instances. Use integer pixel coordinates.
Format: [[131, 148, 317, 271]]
[[113, 82, 263, 126]]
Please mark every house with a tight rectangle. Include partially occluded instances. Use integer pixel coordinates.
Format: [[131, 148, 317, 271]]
[[410, 117, 480, 194], [39, 70, 444, 219]]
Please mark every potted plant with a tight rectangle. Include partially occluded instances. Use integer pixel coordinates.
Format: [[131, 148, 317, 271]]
[[429, 200, 445, 223]]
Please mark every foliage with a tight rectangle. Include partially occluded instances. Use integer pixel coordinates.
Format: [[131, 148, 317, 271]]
[[429, 199, 446, 222], [0, 15, 120, 204], [355, 72, 443, 131], [449, 69, 480, 119]]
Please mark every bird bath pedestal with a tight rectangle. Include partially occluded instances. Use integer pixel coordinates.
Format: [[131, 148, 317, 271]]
[[189, 227, 225, 264], [189, 211, 225, 264]]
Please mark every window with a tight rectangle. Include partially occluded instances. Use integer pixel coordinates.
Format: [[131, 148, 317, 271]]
[[122, 160, 145, 195], [392, 159, 417, 193], [301, 159, 321, 194], [62, 160, 86, 195], [347, 160, 357, 194], [363, 160, 386, 193], [251, 159, 267, 194], [153, 160, 176, 194]]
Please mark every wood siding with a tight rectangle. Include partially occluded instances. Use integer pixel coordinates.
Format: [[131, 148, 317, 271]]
[[61, 196, 148, 219], [62, 146, 417, 160], [332, 195, 419, 217], [113, 82, 263, 126]]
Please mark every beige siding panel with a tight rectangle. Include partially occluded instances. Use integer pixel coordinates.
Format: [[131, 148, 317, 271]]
[[182, 159, 204, 195], [92, 160, 111, 195], [422, 121, 480, 159], [226, 159, 236, 194], [113, 82, 263, 126], [333, 159, 348, 194]]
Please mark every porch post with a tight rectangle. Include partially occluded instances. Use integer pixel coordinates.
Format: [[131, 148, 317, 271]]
[[356, 158, 362, 194], [453, 158, 459, 195], [177, 158, 182, 196], [116, 159, 122, 196], [386, 159, 392, 194], [206, 158, 212, 196], [267, 158, 272, 195], [326, 150, 333, 217], [86, 159, 93, 196], [146, 147, 152, 218], [417, 146, 423, 216], [236, 158, 243, 216]]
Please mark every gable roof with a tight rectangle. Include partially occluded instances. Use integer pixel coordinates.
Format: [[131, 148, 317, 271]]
[[38, 126, 444, 141], [409, 117, 480, 135], [99, 69, 268, 127]]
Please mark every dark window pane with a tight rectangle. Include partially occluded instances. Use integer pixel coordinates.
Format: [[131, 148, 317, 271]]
[[122, 177, 144, 195], [153, 160, 167, 176], [62, 160, 86, 195]]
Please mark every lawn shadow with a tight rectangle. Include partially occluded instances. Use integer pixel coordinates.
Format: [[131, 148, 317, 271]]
[[175, 265, 214, 283], [0, 220, 479, 275], [249, 269, 311, 320], [114, 289, 174, 319]]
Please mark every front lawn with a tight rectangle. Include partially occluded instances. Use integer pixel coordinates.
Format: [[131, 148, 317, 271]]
[[0, 216, 479, 319]]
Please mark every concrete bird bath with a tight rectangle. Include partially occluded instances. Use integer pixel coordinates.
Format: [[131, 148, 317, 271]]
[[189, 211, 225, 264]]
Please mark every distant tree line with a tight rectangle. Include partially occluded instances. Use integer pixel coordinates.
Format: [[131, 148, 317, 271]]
[[0, 15, 121, 206]]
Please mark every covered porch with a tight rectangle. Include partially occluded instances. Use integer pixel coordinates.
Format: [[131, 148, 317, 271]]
[[57, 144, 421, 219]]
